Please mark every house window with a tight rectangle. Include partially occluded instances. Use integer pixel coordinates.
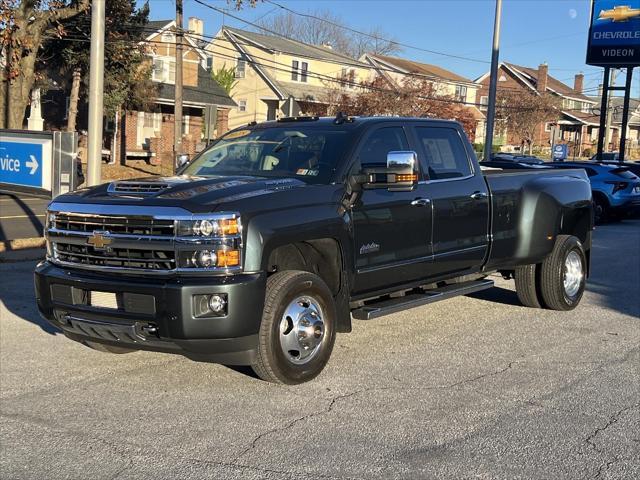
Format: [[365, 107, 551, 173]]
[[238, 99, 247, 112], [480, 96, 488, 110], [455, 85, 467, 102], [291, 59, 308, 83], [162, 32, 175, 43], [545, 122, 552, 132], [236, 56, 246, 78], [152, 57, 176, 84], [340, 68, 356, 89], [206, 56, 214, 71], [143, 112, 161, 130], [182, 115, 190, 135]]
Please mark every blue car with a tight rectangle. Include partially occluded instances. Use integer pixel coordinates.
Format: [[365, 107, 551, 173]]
[[547, 161, 640, 223]]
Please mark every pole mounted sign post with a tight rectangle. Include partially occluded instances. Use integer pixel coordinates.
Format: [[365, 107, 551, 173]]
[[586, 0, 639, 162]]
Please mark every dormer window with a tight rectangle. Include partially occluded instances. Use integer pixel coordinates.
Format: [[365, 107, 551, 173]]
[[291, 59, 308, 83]]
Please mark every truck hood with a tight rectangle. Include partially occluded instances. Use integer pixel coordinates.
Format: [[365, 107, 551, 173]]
[[54, 175, 310, 212]]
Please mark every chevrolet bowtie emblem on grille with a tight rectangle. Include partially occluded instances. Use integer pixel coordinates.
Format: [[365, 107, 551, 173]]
[[87, 231, 113, 250]]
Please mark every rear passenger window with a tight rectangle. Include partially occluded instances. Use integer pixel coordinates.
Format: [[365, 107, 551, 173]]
[[359, 127, 409, 168], [415, 127, 471, 180]]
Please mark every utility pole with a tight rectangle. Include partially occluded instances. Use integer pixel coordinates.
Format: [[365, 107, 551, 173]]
[[483, 0, 503, 161], [174, 0, 184, 173], [87, 0, 105, 186], [604, 68, 617, 153]]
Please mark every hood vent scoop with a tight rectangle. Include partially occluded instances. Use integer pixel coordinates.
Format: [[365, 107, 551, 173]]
[[107, 181, 171, 196]]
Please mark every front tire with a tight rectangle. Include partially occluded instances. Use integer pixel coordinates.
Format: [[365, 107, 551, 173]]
[[252, 270, 336, 384], [539, 235, 586, 311]]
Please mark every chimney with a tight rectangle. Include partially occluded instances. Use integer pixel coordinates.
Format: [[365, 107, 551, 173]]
[[574, 73, 584, 94], [537, 63, 548, 93], [188, 17, 204, 36]]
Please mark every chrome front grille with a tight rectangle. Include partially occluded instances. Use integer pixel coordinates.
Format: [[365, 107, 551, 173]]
[[55, 213, 175, 236], [54, 243, 175, 270], [45, 203, 243, 275]]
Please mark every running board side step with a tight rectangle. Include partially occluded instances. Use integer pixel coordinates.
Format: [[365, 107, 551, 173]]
[[351, 279, 494, 320]]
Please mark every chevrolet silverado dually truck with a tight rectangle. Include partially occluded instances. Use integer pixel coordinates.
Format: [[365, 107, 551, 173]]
[[35, 117, 593, 384]]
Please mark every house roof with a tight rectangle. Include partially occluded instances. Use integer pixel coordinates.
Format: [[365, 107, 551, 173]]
[[367, 54, 473, 84], [587, 96, 640, 125], [503, 63, 594, 102], [222, 26, 369, 67], [147, 19, 173, 31], [156, 65, 236, 108]]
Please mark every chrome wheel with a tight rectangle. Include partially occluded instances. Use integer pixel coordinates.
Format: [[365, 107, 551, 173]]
[[279, 296, 325, 365], [563, 250, 583, 297]]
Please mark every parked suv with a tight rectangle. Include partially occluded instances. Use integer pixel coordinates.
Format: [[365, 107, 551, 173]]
[[547, 161, 640, 222]]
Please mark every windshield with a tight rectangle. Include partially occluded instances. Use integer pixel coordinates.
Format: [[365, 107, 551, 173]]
[[183, 127, 352, 184]]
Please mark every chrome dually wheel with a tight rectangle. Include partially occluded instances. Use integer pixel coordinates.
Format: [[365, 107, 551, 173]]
[[279, 296, 326, 365], [563, 250, 583, 298]]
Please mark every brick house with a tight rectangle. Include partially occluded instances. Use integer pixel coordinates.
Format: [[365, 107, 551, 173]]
[[117, 18, 236, 165], [475, 63, 599, 156], [361, 54, 486, 142]]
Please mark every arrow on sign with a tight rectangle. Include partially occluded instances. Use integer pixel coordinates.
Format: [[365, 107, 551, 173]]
[[26, 155, 39, 175]]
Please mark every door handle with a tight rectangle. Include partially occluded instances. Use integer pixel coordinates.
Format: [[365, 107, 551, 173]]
[[470, 191, 488, 200], [411, 198, 431, 207]]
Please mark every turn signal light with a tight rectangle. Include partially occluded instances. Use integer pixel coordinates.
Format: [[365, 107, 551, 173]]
[[396, 174, 418, 182], [216, 249, 240, 267], [219, 219, 239, 235]]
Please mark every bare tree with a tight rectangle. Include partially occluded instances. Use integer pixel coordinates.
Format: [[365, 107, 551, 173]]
[[257, 9, 401, 59], [496, 90, 560, 154], [324, 77, 477, 138]]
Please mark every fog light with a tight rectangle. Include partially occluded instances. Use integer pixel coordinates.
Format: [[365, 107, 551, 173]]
[[208, 294, 226, 314], [193, 294, 228, 318]]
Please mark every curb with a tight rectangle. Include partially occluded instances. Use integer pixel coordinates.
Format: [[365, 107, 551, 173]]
[[0, 238, 46, 262]]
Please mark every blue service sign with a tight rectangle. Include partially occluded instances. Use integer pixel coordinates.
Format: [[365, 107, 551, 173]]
[[553, 144, 569, 161], [0, 137, 48, 189], [586, 0, 640, 66]]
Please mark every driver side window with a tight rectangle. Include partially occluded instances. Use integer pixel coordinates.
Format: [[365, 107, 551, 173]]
[[358, 127, 409, 170]]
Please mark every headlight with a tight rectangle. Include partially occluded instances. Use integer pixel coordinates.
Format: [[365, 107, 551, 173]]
[[177, 215, 240, 237], [177, 249, 240, 269], [175, 213, 242, 271]]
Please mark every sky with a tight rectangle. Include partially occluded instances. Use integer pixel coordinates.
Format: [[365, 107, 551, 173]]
[[140, 0, 638, 98]]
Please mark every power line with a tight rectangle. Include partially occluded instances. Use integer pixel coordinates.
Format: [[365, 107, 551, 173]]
[[261, 0, 489, 64], [46, 32, 605, 116]]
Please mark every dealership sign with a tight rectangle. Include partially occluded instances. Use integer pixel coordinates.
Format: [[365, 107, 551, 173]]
[[586, 0, 640, 66]]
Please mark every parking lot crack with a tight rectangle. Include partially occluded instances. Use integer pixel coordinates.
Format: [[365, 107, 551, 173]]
[[232, 389, 367, 464], [446, 361, 515, 388], [584, 403, 639, 453]]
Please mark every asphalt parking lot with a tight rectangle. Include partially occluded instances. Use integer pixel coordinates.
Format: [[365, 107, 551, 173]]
[[1, 220, 638, 480]]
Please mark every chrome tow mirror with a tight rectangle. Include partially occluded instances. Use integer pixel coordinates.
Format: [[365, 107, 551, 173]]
[[361, 151, 418, 192]]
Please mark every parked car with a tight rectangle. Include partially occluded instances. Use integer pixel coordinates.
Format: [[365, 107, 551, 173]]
[[590, 160, 640, 178], [546, 161, 640, 223], [481, 153, 547, 169], [35, 117, 593, 384]]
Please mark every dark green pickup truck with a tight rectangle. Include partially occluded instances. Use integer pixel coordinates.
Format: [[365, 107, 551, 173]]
[[35, 117, 593, 384]]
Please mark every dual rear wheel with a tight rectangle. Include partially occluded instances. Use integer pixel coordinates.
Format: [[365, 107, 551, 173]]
[[515, 235, 586, 311]]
